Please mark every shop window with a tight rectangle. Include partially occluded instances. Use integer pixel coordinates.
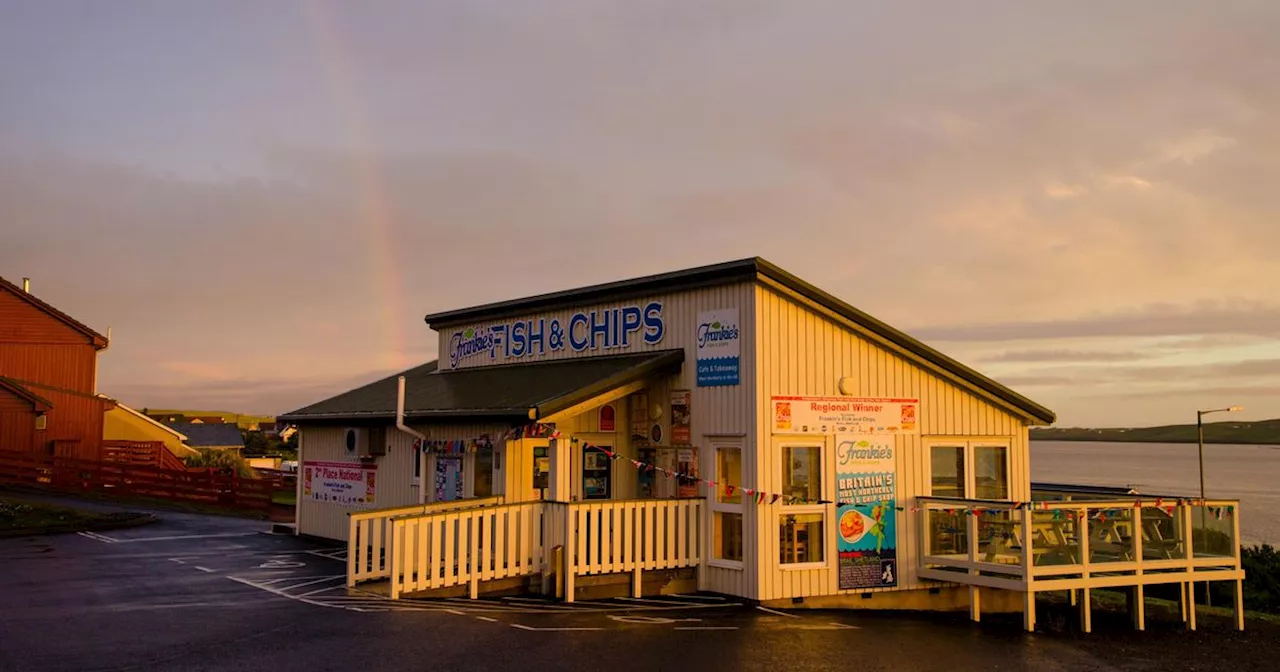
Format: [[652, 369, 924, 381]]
[[928, 440, 1011, 500], [716, 447, 742, 504], [930, 445, 965, 498], [782, 445, 821, 503], [711, 444, 744, 566], [974, 445, 1008, 500], [533, 445, 549, 495], [714, 512, 744, 562], [780, 513, 824, 564]]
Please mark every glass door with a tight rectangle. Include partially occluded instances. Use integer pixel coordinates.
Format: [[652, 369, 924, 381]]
[[582, 445, 612, 500]]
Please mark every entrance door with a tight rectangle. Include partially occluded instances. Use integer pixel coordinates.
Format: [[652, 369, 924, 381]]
[[582, 446, 612, 500], [436, 456, 463, 502]]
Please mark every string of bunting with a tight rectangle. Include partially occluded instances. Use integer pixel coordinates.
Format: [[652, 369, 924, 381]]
[[412, 424, 1236, 520], [413, 422, 560, 454]]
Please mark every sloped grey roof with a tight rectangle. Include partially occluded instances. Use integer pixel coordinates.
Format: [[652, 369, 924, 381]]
[[279, 350, 684, 423], [163, 421, 245, 448]]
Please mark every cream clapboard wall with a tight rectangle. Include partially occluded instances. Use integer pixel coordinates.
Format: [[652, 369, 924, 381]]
[[297, 420, 510, 542], [434, 283, 758, 598], [752, 281, 1033, 602]]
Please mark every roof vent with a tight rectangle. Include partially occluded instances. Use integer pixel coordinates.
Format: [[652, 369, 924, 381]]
[[22, 277, 30, 293]]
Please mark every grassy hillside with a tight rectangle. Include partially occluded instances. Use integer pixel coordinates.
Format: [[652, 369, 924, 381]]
[[1032, 418, 1280, 445], [142, 409, 274, 430]]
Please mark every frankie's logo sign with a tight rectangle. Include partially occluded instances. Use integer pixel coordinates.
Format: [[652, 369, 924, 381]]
[[447, 301, 665, 369], [695, 308, 741, 387], [448, 327, 499, 368], [696, 319, 739, 349]]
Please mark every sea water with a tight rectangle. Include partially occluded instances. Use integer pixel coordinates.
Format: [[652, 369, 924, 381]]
[[1031, 441, 1280, 546]]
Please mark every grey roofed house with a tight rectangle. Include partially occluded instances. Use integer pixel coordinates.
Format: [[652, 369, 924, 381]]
[[279, 350, 685, 424], [162, 421, 246, 450]]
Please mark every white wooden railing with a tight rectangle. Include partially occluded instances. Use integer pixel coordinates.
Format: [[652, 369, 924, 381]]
[[390, 502, 546, 598], [385, 498, 704, 601], [347, 495, 504, 586], [916, 496, 1245, 633]]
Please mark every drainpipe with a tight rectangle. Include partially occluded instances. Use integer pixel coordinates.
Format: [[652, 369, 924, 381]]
[[395, 376, 428, 502]]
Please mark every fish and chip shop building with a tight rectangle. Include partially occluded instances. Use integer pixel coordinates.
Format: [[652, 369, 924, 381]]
[[282, 258, 1247, 631]]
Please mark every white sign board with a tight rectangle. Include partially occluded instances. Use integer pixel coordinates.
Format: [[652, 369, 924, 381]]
[[302, 460, 378, 508], [696, 308, 741, 386], [771, 396, 919, 435]]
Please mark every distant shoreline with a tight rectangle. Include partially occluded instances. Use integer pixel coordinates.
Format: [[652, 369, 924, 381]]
[[1031, 437, 1280, 446]]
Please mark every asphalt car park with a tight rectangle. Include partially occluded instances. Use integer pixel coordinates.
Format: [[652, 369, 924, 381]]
[[2, 496, 1271, 672]]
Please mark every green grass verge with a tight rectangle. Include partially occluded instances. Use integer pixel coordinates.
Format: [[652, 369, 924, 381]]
[[0, 497, 108, 531], [271, 491, 297, 506]]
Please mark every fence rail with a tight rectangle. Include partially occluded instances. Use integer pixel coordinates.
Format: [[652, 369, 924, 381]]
[[0, 451, 286, 513], [348, 495, 505, 586]]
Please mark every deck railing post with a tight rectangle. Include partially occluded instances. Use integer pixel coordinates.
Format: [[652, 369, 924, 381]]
[[469, 513, 480, 599], [390, 519, 403, 599], [563, 502, 575, 603], [1182, 502, 1197, 631], [1232, 502, 1244, 631], [1020, 505, 1036, 632], [1132, 503, 1145, 631]]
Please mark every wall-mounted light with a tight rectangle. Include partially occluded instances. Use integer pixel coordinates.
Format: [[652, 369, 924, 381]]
[[35, 414, 47, 431], [838, 376, 856, 396]]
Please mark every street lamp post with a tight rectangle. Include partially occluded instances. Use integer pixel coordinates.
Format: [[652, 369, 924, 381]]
[[1195, 405, 1242, 608]]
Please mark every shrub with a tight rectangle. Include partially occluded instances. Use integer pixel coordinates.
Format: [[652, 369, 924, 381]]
[[182, 448, 258, 479]]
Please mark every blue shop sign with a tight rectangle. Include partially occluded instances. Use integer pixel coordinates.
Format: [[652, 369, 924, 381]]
[[448, 301, 665, 369]]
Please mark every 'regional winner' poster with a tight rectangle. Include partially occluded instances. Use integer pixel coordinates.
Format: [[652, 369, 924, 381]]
[[835, 434, 898, 590]]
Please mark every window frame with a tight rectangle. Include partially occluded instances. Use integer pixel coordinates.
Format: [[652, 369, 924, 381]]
[[710, 442, 745, 569], [412, 442, 422, 487], [777, 438, 828, 570], [925, 438, 1013, 501]]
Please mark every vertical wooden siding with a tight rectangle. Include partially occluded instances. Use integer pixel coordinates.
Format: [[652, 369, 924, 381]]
[[435, 283, 759, 599], [297, 421, 510, 542], [0, 387, 37, 452], [753, 284, 1031, 602], [0, 289, 99, 392]]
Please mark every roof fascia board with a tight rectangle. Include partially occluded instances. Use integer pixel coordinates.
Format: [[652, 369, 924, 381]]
[[536, 378, 650, 425], [424, 260, 758, 328], [756, 276, 1055, 425], [534, 350, 684, 420]]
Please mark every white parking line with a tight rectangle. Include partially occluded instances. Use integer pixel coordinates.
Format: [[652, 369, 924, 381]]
[[756, 606, 800, 618], [661, 594, 727, 601], [475, 616, 498, 622], [77, 531, 119, 544], [194, 566, 215, 573], [108, 532, 261, 544], [509, 624, 603, 632]]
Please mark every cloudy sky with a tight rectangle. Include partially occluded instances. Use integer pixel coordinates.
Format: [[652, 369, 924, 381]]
[[2, 1, 1277, 427]]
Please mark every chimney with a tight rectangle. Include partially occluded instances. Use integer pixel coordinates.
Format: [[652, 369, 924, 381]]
[[22, 277, 30, 293]]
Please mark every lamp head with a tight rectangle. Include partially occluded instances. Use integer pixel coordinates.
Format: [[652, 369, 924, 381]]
[[1228, 406, 1243, 412]]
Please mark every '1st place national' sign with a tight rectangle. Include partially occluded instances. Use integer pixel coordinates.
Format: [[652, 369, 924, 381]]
[[772, 396, 919, 434]]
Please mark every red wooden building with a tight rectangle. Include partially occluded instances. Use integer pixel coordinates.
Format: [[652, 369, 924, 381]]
[[0, 276, 115, 459]]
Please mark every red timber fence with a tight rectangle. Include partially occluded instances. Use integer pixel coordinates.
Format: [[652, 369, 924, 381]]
[[102, 440, 189, 471], [0, 451, 294, 514]]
